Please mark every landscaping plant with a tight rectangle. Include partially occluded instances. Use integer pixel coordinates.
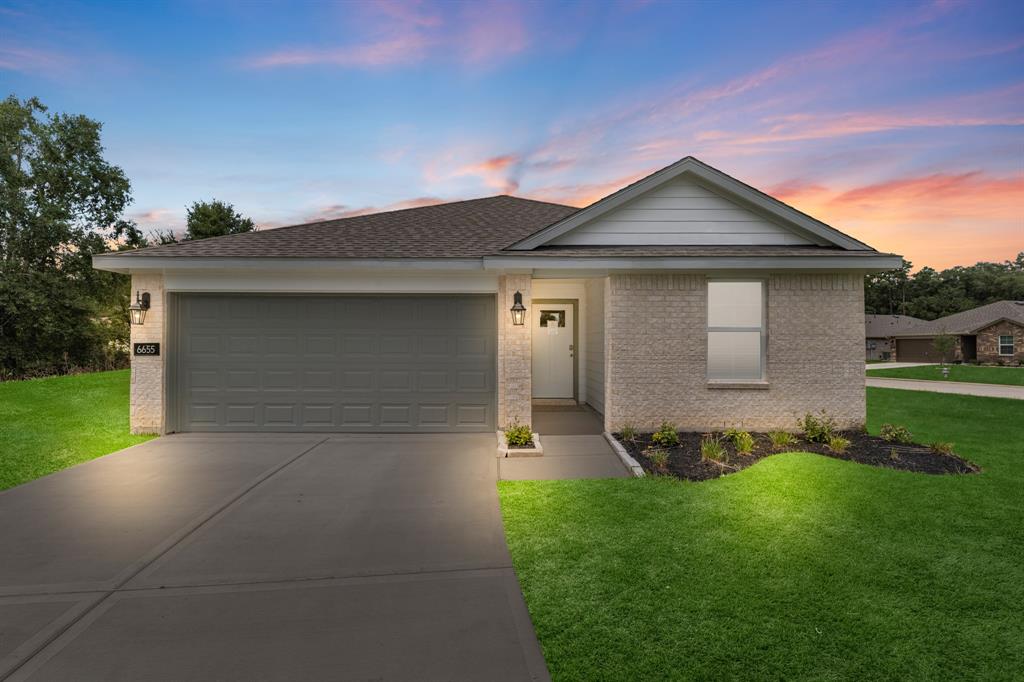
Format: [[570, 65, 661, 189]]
[[645, 448, 670, 474], [826, 434, 851, 454], [650, 421, 680, 447], [619, 424, 637, 442], [699, 435, 728, 463], [930, 441, 955, 455], [725, 429, 756, 455], [798, 411, 837, 443], [880, 423, 914, 444], [768, 430, 798, 449], [505, 424, 533, 447]]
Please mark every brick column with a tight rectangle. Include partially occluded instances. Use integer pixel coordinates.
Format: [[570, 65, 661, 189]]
[[129, 273, 166, 434], [497, 274, 532, 429]]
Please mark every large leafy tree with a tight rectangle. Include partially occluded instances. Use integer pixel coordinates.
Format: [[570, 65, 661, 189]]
[[865, 253, 1024, 319], [184, 199, 254, 240], [0, 95, 142, 378]]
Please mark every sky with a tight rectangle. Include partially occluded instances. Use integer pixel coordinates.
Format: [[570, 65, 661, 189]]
[[1, 0, 1022, 269]]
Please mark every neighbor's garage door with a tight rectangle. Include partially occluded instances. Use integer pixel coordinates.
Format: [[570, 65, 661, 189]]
[[895, 338, 943, 363], [173, 294, 495, 432]]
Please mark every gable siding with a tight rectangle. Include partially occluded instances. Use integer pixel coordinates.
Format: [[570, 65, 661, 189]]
[[551, 178, 815, 246]]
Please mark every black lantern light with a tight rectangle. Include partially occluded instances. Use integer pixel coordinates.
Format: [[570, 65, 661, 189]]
[[129, 291, 151, 326], [510, 291, 526, 326]]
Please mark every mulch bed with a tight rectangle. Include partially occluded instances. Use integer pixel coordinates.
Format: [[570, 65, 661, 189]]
[[614, 431, 980, 481]]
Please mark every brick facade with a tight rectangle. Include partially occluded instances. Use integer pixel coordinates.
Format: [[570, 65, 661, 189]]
[[604, 272, 865, 432], [497, 274, 532, 429], [129, 273, 166, 434], [976, 320, 1024, 365]]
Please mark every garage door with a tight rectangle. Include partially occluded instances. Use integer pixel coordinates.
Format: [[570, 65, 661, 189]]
[[173, 294, 496, 432], [895, 338, 949, 363]]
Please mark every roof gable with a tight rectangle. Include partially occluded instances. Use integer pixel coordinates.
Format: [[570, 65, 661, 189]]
[[508, 156, 873, 251]]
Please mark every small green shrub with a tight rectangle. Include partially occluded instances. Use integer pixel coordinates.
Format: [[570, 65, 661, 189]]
[[505, 424, 533, 447], [651, 421, 680, 447], [931, 441, 955, 455], [645, 448, 670, 473], [619, 424, 637, 442], [880, 423, 913, 444], [798, 411, 837, 443], [889, 447, 901, 461], [700, 436, 728, 463], [768, 430, 798, 449], [724, 429, 756, 455], [826, 434, 851, 454]]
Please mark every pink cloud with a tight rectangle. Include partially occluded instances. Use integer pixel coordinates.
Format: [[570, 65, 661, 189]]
[[247, 35, 434, 68], [0, 45, 70, 75], [303, 196, 448, 222]]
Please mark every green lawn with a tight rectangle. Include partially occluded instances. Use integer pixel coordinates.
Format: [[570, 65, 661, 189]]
[[868, 363, 1024, 386], [499, 389, 1024, 680], [0, 370, 153, 491]]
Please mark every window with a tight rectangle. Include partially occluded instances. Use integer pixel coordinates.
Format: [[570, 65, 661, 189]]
[[707, 281, 765, 382], [999, 335, 1014, 356]]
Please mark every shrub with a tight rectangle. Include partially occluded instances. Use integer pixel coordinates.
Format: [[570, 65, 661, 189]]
[[619, 424, 637, 442], [651, 421, 680, 447], [645, 448, 670, 473], [931, 441, 955, 455], [700, 436, 728, 463], [725, 429, 756, 455], [889, 447, 900, 462], [880, 423, 913, 444], [504, 424, 533, 447], [768, 430, 798, 449], [798, 411, 837, 443], [826, 434, 851, 454]]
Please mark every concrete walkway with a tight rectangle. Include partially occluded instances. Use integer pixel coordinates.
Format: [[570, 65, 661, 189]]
[[867, 377, 1024, 400], [0, 434, 549, 681], [866, 362, 933, 370]]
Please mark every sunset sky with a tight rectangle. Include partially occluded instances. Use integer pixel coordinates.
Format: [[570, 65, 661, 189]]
[[2, 0, 1021, 269]]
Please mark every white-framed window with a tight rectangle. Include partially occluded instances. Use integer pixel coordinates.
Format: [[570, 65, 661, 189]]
[[707, 280, 765, 382], [999, 335, 1014, 356]]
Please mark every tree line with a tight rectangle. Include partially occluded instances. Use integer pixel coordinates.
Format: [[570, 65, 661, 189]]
[[0, 95, 253, 379], [865, 254, 1024, 320]]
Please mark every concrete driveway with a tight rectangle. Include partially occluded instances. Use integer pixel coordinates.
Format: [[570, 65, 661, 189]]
[[0, 434, 549, 681]]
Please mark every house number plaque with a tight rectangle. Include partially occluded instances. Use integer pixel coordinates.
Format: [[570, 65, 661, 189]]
[[133, 343, 160, 356]]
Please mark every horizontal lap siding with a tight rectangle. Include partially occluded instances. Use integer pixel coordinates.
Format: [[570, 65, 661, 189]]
[[552, 178, 814, 246]]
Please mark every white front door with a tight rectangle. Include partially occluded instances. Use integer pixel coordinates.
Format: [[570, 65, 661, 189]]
[[532, 303, 574, 399]]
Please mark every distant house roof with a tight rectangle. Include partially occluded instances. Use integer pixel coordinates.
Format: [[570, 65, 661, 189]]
[[865, 314, 928, 338], [901, 300, 1024, 336]]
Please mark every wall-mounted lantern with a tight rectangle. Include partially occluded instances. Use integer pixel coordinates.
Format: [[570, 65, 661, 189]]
[[128, 291, 151, 326], [510, 291, 526, 326]]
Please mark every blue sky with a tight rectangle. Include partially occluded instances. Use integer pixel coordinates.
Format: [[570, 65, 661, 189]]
[[1, 0, 1022, 268]]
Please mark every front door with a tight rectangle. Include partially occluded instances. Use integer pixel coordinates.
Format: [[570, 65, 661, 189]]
[[531, 303, 574, 399]]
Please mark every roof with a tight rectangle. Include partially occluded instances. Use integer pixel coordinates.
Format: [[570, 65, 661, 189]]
[[895, 301, 1024, 337], [865, 314, 928, 338], [107, 196, 577, 259], [499, 245, 894, 258]]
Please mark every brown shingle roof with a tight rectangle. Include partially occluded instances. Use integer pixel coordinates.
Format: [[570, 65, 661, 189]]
[[865, 314, 928, 338], [109, 196, 578, 259], [899, 301, 1024, 336]]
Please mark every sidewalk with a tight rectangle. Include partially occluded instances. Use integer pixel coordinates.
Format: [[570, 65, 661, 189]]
[[866, 377, 1024, 400]]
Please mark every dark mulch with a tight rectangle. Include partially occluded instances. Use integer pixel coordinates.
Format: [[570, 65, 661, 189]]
[[614, 430, 980, 481]]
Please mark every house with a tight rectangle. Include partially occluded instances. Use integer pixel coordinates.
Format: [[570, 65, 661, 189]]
[[92, 156, 901, 436], [864, 314, 926, 360], [885, 300, 1024, 364]]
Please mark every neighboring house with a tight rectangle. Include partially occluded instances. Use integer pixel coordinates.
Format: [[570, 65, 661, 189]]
[[885, 300, 1024, 364], [864, 314, 926, 360], [93, 156, 901, 436]]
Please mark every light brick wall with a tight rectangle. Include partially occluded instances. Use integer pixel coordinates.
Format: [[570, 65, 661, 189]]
[[605, 272, 865, 432], [129, 273, 166, 434], [497, 274, 532, 429]]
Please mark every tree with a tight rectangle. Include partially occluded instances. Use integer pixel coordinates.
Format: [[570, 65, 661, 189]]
[[184, 200, 255, 241], [932, 332, 956, 364], [0, 95, 141, 378]]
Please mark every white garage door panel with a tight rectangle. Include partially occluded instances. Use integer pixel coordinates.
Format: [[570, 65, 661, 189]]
[[174, 294, 496, 432]]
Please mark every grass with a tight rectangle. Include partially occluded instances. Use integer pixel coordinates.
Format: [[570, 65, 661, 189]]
[[499, 388, 1024, 680], [0, 370, 154, 491], [868, 363, 1024, 386]]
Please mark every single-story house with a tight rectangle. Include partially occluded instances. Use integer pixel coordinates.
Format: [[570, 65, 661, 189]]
[[93, 156, 901, 436], [864, 314, 926, 360], [884, 300, 1024, 364]]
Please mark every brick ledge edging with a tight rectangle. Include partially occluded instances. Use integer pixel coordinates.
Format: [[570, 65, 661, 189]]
[[496, 432, 543, 458], [603, 432, 645, 477]]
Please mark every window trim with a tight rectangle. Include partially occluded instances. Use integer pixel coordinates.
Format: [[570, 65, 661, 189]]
[[998, 334, 1014, 356], [706, 278, 767, 384]]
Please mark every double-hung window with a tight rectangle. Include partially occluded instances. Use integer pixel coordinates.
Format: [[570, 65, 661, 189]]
[[707, 280, 765, 382], [998, 335, 1014, 356]]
